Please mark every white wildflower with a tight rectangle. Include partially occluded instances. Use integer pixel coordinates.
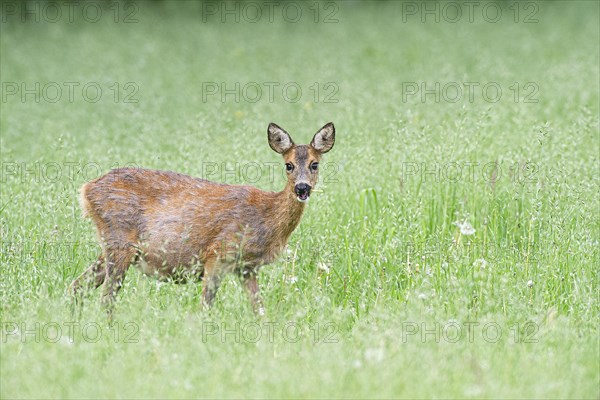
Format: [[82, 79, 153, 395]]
[[365, 347, 385, 363], [527, 280, 534, 288], [285, 247, 294, 261], [453, 220, 476, 235], [317, 262, 330, 274]]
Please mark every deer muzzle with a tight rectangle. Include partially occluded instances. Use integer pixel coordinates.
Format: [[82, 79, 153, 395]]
[[294, 183, 312, 202]]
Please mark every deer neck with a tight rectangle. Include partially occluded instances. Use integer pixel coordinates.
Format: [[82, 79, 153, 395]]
[[270, 183, 306, 241]]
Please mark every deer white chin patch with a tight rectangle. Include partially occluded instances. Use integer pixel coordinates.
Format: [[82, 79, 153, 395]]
[[296, 196, 310, 203]]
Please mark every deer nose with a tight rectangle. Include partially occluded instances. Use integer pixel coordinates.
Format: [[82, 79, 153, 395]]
[[294, 183, 312, 201]]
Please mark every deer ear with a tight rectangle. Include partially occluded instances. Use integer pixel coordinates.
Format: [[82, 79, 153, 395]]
[[310, 122, 335, 154], [268, 123, 294, 154]]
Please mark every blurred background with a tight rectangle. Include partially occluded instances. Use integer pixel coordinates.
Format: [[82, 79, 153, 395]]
[[1, 1, 598, 398]]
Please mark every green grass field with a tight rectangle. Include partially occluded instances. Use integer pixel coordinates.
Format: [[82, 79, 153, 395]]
[[1, 1, 598, 398]]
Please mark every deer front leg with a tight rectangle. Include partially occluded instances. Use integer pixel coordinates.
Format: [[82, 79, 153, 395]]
[[202, 256, 223, 309], [241, 270, 265, 316]]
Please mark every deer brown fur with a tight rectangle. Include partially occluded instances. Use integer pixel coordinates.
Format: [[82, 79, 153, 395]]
[[70, 122, 335, 315]]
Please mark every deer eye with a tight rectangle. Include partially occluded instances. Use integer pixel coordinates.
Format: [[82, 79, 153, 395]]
[[285, 163, 294, 172], [310, 162, 319, 171]]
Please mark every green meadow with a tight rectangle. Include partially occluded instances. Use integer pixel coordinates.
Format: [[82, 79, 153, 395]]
[[1, 1, 598, 398]]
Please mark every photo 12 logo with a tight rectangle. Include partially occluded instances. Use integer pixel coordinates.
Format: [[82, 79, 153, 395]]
[[200, 161, 339, 185], [401, 321, 539, 344], [0, 1, 139, 23], [2, 240, 100, 264], [2, 321, 139, 344], [1, 82, 139, 104], [0, 161, 141, 184], [201, 321, 340, 344], [399, 161, 539, 184], [200, 1, 340, 23], [401, 1, 540, 23], [201, 81, 339, 104], [401, 82, 539, 104]]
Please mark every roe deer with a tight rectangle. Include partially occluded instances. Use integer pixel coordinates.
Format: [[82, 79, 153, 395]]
[[69, 122, 335, 315]]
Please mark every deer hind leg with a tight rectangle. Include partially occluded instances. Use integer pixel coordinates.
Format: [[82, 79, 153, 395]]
[[69, 254, 106, 297], [101, 244, 138, 316], [69, 254, 106, 317]]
